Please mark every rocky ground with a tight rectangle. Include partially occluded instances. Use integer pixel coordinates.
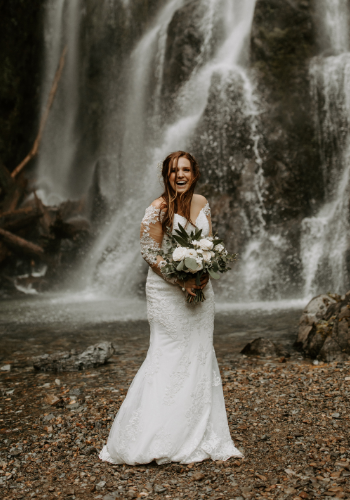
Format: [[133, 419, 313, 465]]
[[1, 328, 350, 500]]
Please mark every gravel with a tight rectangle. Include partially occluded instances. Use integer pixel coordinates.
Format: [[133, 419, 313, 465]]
[[0, 338, 350, 499]]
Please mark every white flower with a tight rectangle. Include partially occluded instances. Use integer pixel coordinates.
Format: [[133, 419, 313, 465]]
[[202, 251, 212, 262], [199, 238, 214, 251], [191, 240, 201, 248], [173, 247, 187, 261], [215, 243, 225, 253], [186, 248, 198, 258], [210, 251, 215, 257]]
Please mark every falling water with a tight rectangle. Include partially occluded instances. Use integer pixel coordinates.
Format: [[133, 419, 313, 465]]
[[300, 0, 350, 297], [83, 0, 258, 295], [36, 0, 82, 205]]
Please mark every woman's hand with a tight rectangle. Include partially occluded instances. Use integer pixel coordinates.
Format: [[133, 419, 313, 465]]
[[179, 273, 209, 297]]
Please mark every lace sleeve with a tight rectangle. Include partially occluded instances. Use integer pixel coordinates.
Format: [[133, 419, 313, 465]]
[[140, 206, 164, 266], [202, 201, 212, 236], [140, 205, 179, 286], [202, 202, 211, 217]]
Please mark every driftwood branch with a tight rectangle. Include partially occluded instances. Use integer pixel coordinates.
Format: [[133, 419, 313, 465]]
[[0, 227, 45, 259], [0, 206, 43, 232], [11, 45, 68, 179]]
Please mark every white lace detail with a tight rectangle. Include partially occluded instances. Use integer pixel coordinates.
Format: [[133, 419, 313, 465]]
[[140, 206, 162, 265], [144, 347, 163, 382], [202, 202, 211, 217], [185, 376, 211, 429], [212, 369, 222, 387], [197, 343, 210, 365], [163, 355, 191, 406], [99, 200, 243, 465]]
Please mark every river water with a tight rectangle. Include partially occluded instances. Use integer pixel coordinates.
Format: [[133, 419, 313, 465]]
[[0, 293, 303, 365]]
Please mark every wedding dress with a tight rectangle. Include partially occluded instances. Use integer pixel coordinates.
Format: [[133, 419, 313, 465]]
[[99, 201, 242, 465]]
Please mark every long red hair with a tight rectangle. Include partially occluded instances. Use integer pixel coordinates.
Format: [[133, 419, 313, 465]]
[[159, 151, 200, 232]]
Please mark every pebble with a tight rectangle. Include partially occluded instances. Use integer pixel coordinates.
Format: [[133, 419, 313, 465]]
[[1, 340, 350, 500]]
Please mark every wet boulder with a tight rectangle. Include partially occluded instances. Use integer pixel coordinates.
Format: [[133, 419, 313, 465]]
[[241, 337, 290, 358], [295, 292, 350, 362], [33, 341, 115, 372]]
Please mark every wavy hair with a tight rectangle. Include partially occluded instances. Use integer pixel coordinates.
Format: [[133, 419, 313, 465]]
[[158, 151, 200, 232]]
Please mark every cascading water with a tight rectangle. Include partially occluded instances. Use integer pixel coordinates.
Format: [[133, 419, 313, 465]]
[[36, 0, 82, 205], [83, 0, 259, 296], [38, 0, 350, 303], [300, 0, 350, 297]]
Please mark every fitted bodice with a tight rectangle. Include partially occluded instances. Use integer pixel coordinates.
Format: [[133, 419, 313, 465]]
[[172, 204, 210, 237], [141, 201, 211, 266], [161, 203, 211, 252]]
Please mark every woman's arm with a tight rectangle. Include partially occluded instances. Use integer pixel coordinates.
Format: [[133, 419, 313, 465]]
[[140, 201, 169, 280]]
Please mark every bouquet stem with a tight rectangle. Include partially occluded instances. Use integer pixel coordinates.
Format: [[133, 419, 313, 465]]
[[186, 289, 206, 304]]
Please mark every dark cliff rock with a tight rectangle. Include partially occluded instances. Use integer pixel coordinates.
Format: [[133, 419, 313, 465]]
[[162, 0, 208, 113], [251, 0, 322, 227], [0, 0, 45, 171], [188, 0, 321, 289]]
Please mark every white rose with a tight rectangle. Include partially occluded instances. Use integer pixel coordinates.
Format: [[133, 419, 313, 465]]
[[186, 248, 198, 258], [199, 238, 214, 251], [173, 247, 187, 261], [191, 240, 201, 248], [210, 251, 215, 257], [202, 251, 212, 262], [215, 243, 225, 253]]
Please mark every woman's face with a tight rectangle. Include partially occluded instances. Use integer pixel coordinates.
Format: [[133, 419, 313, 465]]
[[169, 157, 193, 194]]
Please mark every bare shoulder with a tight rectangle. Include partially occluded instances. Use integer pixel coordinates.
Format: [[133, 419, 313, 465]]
[[192, 193, 208, 208], [150, 197, 164, 209]]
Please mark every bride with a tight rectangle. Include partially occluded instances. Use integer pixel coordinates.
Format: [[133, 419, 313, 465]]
[[99, 151, 242, 465]]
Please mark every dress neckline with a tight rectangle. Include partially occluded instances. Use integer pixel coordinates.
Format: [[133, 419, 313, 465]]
[[175, 205, 206, 226]]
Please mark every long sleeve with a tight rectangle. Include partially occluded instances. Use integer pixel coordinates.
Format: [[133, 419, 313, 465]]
[[140, 205, 177, 283], [140, 206, 164, 267]]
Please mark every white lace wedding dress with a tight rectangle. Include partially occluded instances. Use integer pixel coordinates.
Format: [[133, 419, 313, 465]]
[[99, 202, 242, 465]]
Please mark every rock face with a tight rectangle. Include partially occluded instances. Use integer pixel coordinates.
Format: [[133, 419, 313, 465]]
[[0, 1, 44, 170], [241, 337, 290, 358], [295, 292, 350, 362], [33, 341, 114, 372], [250, 0, 320, 226]]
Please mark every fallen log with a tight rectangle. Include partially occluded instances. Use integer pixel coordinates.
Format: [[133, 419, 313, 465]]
[[0, 206, 43, 232], [11, 45, 68, 179], [0, 228, 45, 259]]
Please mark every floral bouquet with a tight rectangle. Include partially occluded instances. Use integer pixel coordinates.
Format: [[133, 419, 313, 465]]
[[159, 223, 237, 303]]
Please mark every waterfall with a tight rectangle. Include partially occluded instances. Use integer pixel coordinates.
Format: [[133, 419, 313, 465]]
[[36, 0, 82, 205], [300, 0, 350, 297], [82, 0, 258, 296]]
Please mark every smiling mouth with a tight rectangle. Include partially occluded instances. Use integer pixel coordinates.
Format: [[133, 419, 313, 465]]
[[176, 181, 187, 186]]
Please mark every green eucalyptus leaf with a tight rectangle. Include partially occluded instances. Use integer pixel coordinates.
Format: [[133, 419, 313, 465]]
[[184, 257, 198, 271], [208, 269, 220, 279], [177, 260, 184, 271]]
